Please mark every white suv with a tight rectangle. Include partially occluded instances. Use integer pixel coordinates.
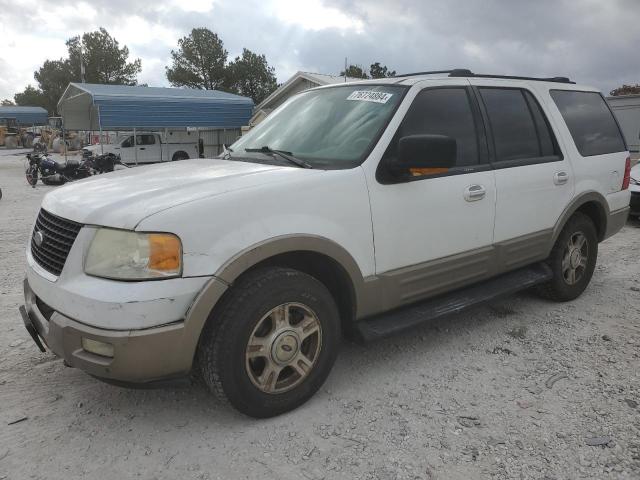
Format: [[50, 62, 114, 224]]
[[21, 70, 631, 417]]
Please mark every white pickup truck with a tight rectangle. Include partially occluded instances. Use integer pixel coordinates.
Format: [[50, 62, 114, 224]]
[[86, 132, 199, 164]]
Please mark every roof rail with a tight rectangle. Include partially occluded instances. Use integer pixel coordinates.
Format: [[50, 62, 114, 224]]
[[394, 69, 574, 84], [393, 69, 473, 78]]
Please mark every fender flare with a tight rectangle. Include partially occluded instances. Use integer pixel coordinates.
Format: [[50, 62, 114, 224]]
[[550, 191, 609, 245], [182, 235, 368, 360]]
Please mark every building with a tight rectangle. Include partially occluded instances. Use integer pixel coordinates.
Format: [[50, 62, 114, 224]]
[[607, 94, 640, 154], [249, 71, 360, 127]]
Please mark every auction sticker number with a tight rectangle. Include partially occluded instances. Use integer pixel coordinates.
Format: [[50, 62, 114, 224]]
[[346, 91, 393, 104]]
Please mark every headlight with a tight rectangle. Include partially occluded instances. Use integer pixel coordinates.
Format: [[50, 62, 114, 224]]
[[85, 229, 182, 280]]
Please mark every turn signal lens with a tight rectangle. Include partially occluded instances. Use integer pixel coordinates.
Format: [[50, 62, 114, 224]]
[[149, 234, 181, 271]]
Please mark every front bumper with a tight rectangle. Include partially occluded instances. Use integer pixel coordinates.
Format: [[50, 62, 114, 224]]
[[21, 277, 227, 384]]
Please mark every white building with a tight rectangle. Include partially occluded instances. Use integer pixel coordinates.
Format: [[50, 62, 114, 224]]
[[607, 94, 640, 154], [249, 71, 360, 127]]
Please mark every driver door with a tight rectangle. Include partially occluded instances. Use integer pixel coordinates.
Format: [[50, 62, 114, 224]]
[[366, 84, 497, 307]]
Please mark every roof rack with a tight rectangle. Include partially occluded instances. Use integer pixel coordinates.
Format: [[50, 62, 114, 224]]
[[394, 69, 574, 84]]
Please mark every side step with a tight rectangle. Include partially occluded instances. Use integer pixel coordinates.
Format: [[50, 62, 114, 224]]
[[354, 262, 552, 343]]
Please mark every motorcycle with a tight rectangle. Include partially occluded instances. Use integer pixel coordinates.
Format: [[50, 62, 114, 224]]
[[85, 152, 128, 174], [25, 152, 92, 187]]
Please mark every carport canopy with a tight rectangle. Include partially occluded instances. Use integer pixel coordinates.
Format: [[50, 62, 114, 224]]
[[58, 83, 254, 130], [0, 106, 48, 126]]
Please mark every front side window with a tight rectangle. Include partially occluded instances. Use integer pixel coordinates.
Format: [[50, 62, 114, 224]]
[[385, 87, 481, 168], [231, 85, 407, 169], [550, 90, 626, 157]]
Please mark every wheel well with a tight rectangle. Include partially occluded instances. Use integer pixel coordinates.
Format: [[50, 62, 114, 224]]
[[244, 251, 357, 336], [172, 151, 189, 161], [575, 201, 606, 241]]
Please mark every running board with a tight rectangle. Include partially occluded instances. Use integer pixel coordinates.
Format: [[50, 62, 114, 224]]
[[354, 262, 552, 343]]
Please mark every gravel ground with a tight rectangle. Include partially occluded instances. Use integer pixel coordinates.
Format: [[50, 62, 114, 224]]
[[1, 149, 639, 480]]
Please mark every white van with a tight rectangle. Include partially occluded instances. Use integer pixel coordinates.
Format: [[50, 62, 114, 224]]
[[21, 69, 631, 418], [85, 131, 198, 164]]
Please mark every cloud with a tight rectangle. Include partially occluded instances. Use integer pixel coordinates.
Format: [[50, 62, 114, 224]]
[[0, 0, 639, 100]]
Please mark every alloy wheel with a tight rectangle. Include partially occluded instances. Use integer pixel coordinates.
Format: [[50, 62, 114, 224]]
[[562, 231, 588, 285], [245, 302, 322, 394]]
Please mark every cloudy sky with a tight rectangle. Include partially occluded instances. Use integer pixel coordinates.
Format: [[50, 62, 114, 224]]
[[1, 0, 639, 101]]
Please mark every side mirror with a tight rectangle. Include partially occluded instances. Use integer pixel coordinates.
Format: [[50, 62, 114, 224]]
[[396, 134, 456, 170]]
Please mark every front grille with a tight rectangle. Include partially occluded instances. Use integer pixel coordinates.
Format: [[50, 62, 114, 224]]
[[31, 209, 82, 276]]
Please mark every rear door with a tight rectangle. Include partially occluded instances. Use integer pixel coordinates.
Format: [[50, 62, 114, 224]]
[[470, 80, 573, 268]]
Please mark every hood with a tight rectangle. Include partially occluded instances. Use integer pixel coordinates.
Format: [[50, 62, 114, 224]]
[[42, 159, 317, 229]]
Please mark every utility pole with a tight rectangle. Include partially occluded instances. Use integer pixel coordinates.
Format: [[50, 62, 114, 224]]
[[80, 39, 86, 83], [344, 57, 347, 83]]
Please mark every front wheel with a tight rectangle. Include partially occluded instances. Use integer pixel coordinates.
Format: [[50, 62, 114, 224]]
[[26, 166, 38, 187], [197, 267, 340, 418], [536, 212, 598, 302]]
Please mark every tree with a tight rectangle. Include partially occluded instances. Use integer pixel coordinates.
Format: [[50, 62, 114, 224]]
[[13, 28, 141, 114], [66, 28, 141, 85], [226, 49, 277, 104], [33, 59, 75, 114], [369, 62, 396, 79], [610, 84, 640, 96], [166, 28, 228, 90], [14, 85, 48, 109], [1, 99, 14, 106], [340, 65, 369, 79]]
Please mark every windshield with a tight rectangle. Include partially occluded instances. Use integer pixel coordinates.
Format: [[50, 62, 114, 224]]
[[231, 84, 407, 168]]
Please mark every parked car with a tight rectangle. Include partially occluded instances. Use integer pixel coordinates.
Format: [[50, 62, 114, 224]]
[[629, 163, 640, 218], [20, 70, 631, 418], [84, 131, 198, 164]]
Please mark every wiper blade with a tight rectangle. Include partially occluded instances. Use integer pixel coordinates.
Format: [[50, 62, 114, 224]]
[[244, 146, 312, 169]]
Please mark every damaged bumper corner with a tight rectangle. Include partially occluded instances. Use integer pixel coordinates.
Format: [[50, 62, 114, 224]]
[[21, 278, 226, 384]]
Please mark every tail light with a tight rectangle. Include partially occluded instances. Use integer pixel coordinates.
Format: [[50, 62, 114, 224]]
[[622, 156, 631, 190]]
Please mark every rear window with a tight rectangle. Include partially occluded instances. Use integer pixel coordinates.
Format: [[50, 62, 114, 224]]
[[550, 90, 626, 157]]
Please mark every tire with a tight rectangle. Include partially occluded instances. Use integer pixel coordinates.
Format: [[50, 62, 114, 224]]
[[197, 267, 340, 418], [172, 151, 189, 161], [536, 212, 598, 302], [26, 166, 38, 186], [5, 136, 18, 149]]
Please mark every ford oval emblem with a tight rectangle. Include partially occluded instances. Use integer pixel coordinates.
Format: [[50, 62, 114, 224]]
[[34, 230, 44, 247]]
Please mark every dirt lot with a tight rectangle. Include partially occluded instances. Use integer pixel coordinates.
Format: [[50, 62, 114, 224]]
[[1, 149, 639, 480]]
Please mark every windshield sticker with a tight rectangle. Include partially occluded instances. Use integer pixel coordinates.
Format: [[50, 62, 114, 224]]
[[346, 91, 393, 104]]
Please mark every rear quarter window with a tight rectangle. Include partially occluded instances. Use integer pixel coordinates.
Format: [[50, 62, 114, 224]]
[[550, 90, 626, 157]]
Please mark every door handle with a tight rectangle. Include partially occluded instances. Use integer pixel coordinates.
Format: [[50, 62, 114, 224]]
[[464, 184, 486, 202], [554, 171, 569, 185], [139, 147, 146, 150]]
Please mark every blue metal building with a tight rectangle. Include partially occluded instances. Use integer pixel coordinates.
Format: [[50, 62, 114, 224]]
[[0, 106, 48, 126], [57, 83, 254, 130]]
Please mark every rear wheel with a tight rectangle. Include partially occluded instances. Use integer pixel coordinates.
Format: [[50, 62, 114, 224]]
[[536, 212, 598, 301], [197, 267, 340, 418]]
